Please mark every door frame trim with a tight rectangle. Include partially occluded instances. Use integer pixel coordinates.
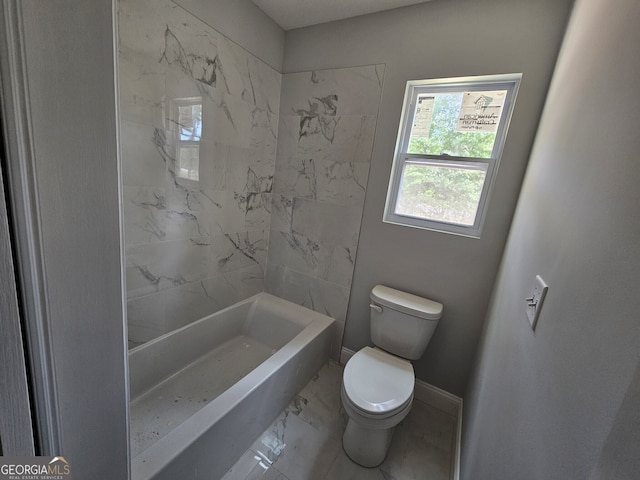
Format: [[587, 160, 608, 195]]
[[0, 0, 62, 455]]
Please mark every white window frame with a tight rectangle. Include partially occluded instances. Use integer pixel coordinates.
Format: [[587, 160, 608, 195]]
[[384, 74, 521, 238]]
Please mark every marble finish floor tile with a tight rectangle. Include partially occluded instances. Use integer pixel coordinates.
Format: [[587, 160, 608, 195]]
[[222, 362, 457, 480]]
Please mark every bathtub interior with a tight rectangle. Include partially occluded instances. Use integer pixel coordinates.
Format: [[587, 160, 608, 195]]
[[129, 293, 313, 457]]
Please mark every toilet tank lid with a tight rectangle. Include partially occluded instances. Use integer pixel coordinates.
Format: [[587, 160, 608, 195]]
[[370, 285, 443, 320]]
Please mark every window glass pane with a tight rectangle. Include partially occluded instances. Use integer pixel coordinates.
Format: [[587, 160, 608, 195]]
[[408, 91, 506, 158], [178, 103, 202, 141], [176, 146, 200, 181], [395, 162, 488, 226]]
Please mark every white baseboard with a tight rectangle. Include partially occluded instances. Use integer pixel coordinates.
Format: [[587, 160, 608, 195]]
[[338, 346, 357, 365], [340, 347, 462, 480], [453, 398, 462, 480], [414, 378, 461, 417]]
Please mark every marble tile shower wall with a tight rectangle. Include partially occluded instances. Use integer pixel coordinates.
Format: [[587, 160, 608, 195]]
[[118, 0, 281, 342], [265, 66, 385, 357]]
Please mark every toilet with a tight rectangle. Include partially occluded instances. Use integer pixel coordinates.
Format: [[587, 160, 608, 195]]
[[341, 285, 443, 467]]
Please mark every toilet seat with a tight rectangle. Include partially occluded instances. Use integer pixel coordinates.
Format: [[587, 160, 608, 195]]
[[343, 347, 414, 415]]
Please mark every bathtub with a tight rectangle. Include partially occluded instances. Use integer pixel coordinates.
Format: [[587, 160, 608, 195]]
[[128, 292, 335, 480]]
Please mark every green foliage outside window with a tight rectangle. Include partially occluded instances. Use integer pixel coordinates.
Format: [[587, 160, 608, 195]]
[[399, 93, 495, 225], [397, 164, 486, 226], [408, 93, 496, 158]]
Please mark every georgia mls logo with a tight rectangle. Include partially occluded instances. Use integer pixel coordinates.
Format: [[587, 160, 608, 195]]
[[48, 457, 70, 475], [0, 456, 71, 479]]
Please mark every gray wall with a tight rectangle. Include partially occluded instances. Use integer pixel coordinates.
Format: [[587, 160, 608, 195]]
[[172, 0, 284, 71], [284, 0, 573, 395], [462, 0, 640, 478], [4, 0, 129, 477]]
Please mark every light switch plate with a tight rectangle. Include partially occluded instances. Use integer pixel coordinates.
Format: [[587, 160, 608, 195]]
[[526, 275, 548, 330]]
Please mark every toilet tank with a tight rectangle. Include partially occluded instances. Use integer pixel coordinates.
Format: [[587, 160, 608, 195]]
[[369, 285, 443, 360]]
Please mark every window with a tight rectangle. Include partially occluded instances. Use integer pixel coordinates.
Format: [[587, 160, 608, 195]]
[[170, 97, 202, 183], [384, 74, 521, 237]]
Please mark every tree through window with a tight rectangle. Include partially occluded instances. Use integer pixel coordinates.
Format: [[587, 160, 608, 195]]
[[384, 74, 521, 237]]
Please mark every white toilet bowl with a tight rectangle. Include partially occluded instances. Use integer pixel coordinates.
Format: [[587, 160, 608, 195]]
[[341, 346, 414, 467], [340, 285, 443, 467]]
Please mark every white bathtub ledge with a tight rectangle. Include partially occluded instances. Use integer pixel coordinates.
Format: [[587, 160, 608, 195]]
[[131, 294, 335, 480]]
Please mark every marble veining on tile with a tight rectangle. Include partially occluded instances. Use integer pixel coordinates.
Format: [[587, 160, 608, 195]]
[[120, 0, 385, 353], [222, 362, 456, 480], [119, 0, 281, 344], [265, 65, 385, 358]]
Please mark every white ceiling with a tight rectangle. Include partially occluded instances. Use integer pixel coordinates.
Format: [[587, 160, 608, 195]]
[[251, 0, 434, 31]]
